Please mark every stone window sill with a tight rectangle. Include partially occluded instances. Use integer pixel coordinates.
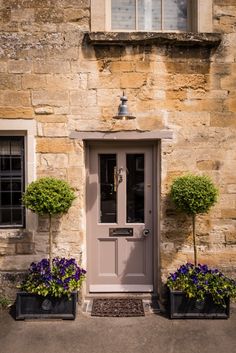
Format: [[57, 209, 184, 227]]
[[85, 32, 222, 47]]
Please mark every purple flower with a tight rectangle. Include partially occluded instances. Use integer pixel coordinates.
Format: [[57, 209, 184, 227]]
[[171, 273, 178, 281], [21, 257, 86, 298]]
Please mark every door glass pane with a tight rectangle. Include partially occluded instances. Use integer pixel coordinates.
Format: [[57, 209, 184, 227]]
[[99, 154, 117, 223], [111, 0, 136, 30], [126, 154, 144, 223], [164, 0, 187, 31]]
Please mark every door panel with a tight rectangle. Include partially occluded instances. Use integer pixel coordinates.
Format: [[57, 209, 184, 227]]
[[98, 238, 118, 276], [124, 238, 146, 276], [88, 144, 153, 292]]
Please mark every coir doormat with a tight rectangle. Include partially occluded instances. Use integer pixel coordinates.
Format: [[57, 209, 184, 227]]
[[91, 298, 145, 317]]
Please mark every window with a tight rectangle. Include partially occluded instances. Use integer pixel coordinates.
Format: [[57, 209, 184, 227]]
[[0, 136, 25, 228], [111, 0, 187, 32], [91, 0, 213, 33]]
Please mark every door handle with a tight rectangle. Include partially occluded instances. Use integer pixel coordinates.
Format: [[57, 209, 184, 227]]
[[142, 229, 150, 237], [114, 167, 123, 192]]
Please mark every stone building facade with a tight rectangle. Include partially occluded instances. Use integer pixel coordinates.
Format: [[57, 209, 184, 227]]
[[0, 0, 236, 300]]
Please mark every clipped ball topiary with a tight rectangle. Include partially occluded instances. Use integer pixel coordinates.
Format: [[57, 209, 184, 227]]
[[22, 177, 76, 216], [170, 174, 218, 216], [170, 174, 218, 265], [22, 177, 76, 268]]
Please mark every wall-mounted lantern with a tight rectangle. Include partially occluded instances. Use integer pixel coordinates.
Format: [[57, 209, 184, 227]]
[[113, 92, 136, 120]]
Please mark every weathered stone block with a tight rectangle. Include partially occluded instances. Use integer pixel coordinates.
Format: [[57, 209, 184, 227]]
[[137, 116, 164, 130], [96, 89, 120, 107], [11, 8, 35, 22], [8, 59, 32, 73], [0, 243, 16, 256], [226, 98, 236, 112], [32, 90, 69, 107], [0, 90, 31, 107], [0, 74, 21, 89], [221, 75, 236, 90], [120, 73, 146, 89], [36, 114, 67, 123], [0, 7, 11, 23], [221, 209, 236, 219], [70, 89, 97, 106], [34, 106, 54, 115], [35, 8, 64, 23], [40, 153, 69, 168], [42, 122, 68, 137], [33, 60, 71, 74], [197, 160, 221, 170], [88, 74, 120, 89], [71, 60, 98, 74], [0, 106, 34, 118], [45, 74, 82, 90], [16, 243, 35, 255], [225, 233, 236, 245], [111, 61, 135, 73], [63, 8, 89, 22], [67, 167, 84, 187], [227, 184, 236, 193], [36, 138, 74, 153], [210, 113, 236, 127], [0, 60, 7, 73], [22, 74, 47, 89]]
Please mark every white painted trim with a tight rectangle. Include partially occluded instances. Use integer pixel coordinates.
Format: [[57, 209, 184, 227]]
[[90, 284, 153, 292], [91, 0, 213, 33], [0, 119, 36, 230]]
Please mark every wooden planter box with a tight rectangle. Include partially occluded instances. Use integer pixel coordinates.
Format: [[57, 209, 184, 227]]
[[16, 291, 77, 320], [169, 290, 230, 319]]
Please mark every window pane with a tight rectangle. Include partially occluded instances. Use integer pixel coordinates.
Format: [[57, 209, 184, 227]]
[[164, 0, 187, 31], [0, 209, 11, 224], [1, 192, 11, 206], [11, 139, 22, 155], [0, 137, 24, 227], [138, 0, 161, 31], [12, 158, 21, 171], [12, 208, 23, 224], [12, 179, 22, 191], [0, 157, 10, 172], [100, 154, 117, 223], [1, 180, 11, 191], [0, 140, 10, 155], [12, 192, 22, 205], [127, 154, 144, 223], [111, 0, 136, 30]]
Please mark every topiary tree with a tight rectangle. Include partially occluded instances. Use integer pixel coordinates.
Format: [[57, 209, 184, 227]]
[[22, 177, 76, 269], [170, 174, 218, 266]]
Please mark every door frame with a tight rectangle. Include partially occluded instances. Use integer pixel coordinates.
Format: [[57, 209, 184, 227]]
[[85, 139, 161, 296]]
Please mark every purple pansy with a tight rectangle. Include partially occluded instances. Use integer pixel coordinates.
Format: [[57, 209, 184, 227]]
[[21, 257, 86, 298]]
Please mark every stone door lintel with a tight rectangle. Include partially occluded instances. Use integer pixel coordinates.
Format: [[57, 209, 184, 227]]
[[70, 130, 173, 141]]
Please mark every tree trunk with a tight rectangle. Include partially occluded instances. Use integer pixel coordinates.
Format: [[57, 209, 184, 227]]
[[192, 214, 197, 266], [49, 214, 53, 269]]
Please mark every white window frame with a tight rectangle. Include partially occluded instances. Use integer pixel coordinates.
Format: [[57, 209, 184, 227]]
[[0, 119, 36, 230], [91, 0, 213, 33]]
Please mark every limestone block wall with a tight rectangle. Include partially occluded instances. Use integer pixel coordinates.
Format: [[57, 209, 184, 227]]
[[0, 0, 235, 297]]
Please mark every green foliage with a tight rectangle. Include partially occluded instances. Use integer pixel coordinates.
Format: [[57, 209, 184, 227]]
[[170, 174, 218, 216], [167, 264, 236, 307], [0, 295, 11, 309], [22, 177, 76, 216]]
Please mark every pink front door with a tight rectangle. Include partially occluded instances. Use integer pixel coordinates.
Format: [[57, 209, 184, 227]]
[[87, 144, 154, 292]]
